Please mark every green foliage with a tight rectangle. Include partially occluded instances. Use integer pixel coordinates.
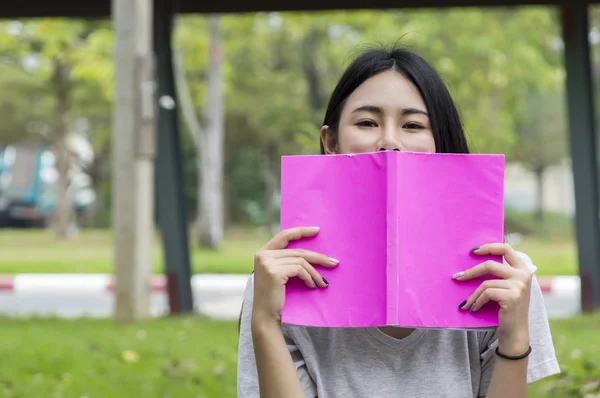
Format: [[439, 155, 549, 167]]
[[225, 147, 268, 224], [0, 8, 575, 227], [0, 18, 112, 156], [0, 65, 49, 144], [512, 92, 567, 168]]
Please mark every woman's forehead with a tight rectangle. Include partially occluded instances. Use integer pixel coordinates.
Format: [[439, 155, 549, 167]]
[[344, 70, 426, 112]]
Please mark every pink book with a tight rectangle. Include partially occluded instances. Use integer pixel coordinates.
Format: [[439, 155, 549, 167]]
[[280, 151, 505, 329]]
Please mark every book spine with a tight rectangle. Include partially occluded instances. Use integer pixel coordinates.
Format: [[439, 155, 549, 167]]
[[386, 152, 399, 326]]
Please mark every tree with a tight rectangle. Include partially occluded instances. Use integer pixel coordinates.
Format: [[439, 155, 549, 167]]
[[69, 23, 114, 227], [513, 92, 567, 223], [0, 8, 570, 237], [0, 66, 49, 145], [0, 19, 110, 236], [175, 15, 225, 249]]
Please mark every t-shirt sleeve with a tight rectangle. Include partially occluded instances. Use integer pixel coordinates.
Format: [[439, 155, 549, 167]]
[[237, 274, 317, 398], [478, 252, 561, 396]]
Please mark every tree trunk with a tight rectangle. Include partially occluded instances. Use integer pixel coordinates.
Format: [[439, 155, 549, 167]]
[[264, 145, 278, 235], [51, 60, 74, 239], [534, 166, 545, 225], [86, 156, 106, 228], [53, 138, 73, 238], [195, 155, 204, 239], [301, 29, 326, 113], [197, 14, 225, 249], [172, 51, 205, 241]]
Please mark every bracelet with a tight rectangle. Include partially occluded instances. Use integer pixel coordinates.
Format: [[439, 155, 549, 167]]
[[495, 345, 532, 360]]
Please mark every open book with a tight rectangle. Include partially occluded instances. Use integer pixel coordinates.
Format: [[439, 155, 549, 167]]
[[280, 151, 505, 329]]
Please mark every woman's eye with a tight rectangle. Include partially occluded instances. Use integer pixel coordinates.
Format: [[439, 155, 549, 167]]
[[404, 123, 424, 130], [356, 120, 377, 128]]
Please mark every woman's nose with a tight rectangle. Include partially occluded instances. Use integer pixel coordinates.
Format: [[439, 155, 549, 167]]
[[377, 133, 403, 152]]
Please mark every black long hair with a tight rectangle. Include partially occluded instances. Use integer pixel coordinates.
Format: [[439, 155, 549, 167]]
[[320, 46, 469, 154]]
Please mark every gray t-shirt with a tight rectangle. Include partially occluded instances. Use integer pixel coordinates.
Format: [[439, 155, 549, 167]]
[[237, 252, 560, 397]]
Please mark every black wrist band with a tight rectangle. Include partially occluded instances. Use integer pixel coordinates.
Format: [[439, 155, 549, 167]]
[[495, 345, 532, 360]]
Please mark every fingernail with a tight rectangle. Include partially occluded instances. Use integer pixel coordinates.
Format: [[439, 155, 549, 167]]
[[311, 279, 317, 288], [322, 277, 329, 286], [470, 246, 481, 253], [458, 300, 467, 310], [452, 271, 465, 279], [328, 257, 339, 265], [469, 303, 476, 312]]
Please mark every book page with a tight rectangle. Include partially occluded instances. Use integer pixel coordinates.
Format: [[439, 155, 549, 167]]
[[395, 152, 505, 329]]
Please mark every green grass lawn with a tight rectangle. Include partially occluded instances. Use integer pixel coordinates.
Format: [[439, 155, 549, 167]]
[[528, 313, 600, 397], [1, 313, 598, 397], [0, 316, 239, 397], [0, 228, 266, 275], [516, 238, 578, 276], [0, 228, 578, 276]]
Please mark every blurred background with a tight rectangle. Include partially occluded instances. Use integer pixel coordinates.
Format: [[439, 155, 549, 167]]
[[0, 5, 598, 398]]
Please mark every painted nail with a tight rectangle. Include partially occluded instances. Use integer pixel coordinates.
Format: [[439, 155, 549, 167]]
[[322, 277, 329, 286], [328, 257, 339, 265], [458, 300, 467, 310], [470, 246, 481, 253], [470, 303, 477, 312], [452, 271, 465, 279], [311, 279, 317, 288]]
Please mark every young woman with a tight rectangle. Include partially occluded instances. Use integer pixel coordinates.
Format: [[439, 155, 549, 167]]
[[237, 46, 560, 397]]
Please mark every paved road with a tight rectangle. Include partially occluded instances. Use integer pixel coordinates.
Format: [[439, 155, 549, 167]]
[[0, 290, 244, 320], [0, 281, 581, 321]]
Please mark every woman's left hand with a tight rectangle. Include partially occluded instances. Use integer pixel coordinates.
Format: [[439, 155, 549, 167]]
[[453, 243, 533, 356]]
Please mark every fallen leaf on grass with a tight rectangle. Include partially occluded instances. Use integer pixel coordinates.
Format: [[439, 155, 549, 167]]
[[121, 349, 139, 363], [212, 361, 226, 377]]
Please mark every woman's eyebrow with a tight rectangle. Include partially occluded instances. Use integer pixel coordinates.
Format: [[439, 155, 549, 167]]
[[351, 105, 383, 115], [401, 108, 429, 117], [351, 105, 429, 117]]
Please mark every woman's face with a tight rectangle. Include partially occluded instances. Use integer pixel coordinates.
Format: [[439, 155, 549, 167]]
[[321, 70, 436, 154]]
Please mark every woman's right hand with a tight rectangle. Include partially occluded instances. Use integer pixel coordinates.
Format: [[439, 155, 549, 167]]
[[252, 226, 339, 325]]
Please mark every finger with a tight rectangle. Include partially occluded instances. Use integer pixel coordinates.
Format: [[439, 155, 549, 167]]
[[279, 257, 328, 287], [263, 227, 320, 251], [459, 279, 512, 310], [453, 259, 514, 281], [470, 287, 512, 312], [270, 249, 339, 267], [471, 243, 526, 270], [277, 264, 316, 289]]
